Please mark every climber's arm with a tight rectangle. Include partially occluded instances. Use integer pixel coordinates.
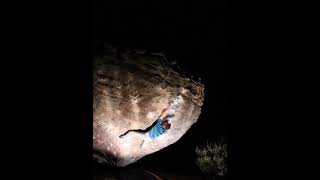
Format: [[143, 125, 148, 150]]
[[158, 108, 169, 120]]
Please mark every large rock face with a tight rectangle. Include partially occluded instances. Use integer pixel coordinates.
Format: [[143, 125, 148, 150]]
[[93, 46, 205, 167]]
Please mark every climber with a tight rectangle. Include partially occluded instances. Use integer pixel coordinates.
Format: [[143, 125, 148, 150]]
[[119, 107, 173, 148]]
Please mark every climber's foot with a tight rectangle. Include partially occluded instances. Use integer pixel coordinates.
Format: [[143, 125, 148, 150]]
[[140, 140, 145, 148]]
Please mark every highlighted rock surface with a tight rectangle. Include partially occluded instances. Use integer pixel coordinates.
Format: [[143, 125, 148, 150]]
[[93, 46, 205, 167]]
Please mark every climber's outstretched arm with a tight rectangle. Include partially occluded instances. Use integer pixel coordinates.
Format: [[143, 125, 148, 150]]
[[158, 107, 169, 119]]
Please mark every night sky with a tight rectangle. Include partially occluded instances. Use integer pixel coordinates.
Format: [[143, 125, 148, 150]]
[[93, 2, 230, 173]]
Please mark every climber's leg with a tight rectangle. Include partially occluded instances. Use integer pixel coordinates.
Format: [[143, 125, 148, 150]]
[[140, 133, 152, 148], [119, 130, 144, 138], [140, 140, 145, 148]]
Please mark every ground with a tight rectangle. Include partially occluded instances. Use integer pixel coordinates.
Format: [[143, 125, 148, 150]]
[[93, 162, 226, 180]]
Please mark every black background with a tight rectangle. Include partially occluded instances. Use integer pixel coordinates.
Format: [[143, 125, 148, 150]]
[[2, 1, 315, 180]]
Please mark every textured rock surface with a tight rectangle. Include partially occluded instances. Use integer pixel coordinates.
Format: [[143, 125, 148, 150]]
[[93, 46, 205, 167]]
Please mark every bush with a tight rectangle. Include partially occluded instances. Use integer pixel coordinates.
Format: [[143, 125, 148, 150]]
[[195, 138, 227, 176]]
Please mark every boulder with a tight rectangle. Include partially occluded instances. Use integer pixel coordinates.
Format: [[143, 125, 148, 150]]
[[93, 46, 205, 166]]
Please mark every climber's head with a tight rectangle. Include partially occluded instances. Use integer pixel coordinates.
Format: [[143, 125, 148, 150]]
[[162, 119, 171, 130]]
